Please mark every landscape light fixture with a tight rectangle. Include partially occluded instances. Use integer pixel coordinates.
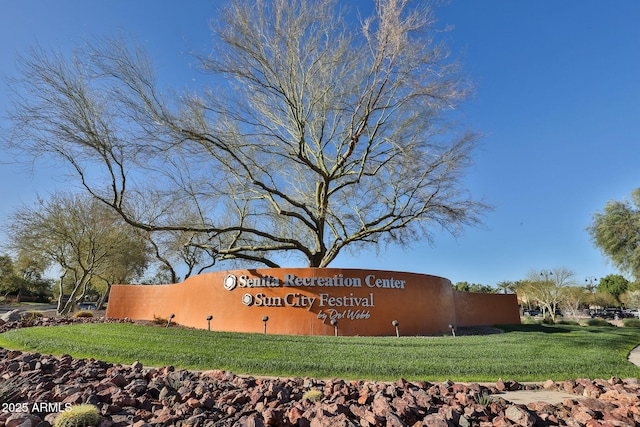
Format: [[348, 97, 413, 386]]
[[206, 315, 213, 331], [262, 315, 269, 335], [166, 313, 175, 328], [330, 319, 338, 337], [392, 320, 400, 338], [448, 324, 456, 337]]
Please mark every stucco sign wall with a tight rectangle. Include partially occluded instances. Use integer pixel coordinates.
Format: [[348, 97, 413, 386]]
[[106, 268, 520, 336]]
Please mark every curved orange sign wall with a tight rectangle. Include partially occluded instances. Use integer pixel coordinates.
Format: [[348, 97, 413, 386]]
[[106, 268, 520, 336]]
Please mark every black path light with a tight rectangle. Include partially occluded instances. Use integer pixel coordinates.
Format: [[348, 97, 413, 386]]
[[166, 313, 175, 328], [330, 319, 338, 337], [392, 320, 400, 338], [262, 315, 269, 335], [206, 315, 213, 331], [448, 324, 456, 337]]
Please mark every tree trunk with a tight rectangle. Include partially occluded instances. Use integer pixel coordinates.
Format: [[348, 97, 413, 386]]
[[96, 283, 111, 311], [56, 274, 66, 315]]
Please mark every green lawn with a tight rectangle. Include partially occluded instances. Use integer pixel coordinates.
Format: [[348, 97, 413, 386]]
[[1, 323, 639, 382]]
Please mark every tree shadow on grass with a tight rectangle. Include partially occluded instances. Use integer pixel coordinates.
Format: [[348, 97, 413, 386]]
[[498, 324, 570, 334]]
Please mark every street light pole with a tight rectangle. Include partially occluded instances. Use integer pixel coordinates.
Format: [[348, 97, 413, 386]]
[[585, 276, 598, 313], [540, 270, 553, 317], [540, 270, 553, 282]]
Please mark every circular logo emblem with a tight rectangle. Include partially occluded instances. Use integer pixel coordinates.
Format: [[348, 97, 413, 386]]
[[224, 274, 237, 291], [242, 293, 254, 306]]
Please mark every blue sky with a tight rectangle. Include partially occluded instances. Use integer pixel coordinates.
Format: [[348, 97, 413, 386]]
[[1, 1, 638, 286]]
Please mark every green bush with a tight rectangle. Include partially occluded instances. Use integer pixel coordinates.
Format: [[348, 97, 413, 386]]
[[521, 316, 541, 325], [72, 310, 94, 318], [153, 314, 168, 325], [475, 391, 493, 406], [622, 318, 640, 328], [556, 319, 579, 325], [54, 404, 99, 427], [542, 316, 555, 325], [581, 318, 613, 327], [22, 311, 44, 322]]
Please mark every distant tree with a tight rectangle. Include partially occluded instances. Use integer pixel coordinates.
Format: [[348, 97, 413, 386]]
[[453, 282, 470, 292], [7, 193, 151, 314], [588, 188, 640, 281], [453, 281, 495, 293], [589, 291, 617, 310], [0, 255, 21, 300], [597, 274, 630, 306], [93, 232, 151, 310], [523, 268, 576, 322], [584, 282, 598, 296], [0, 253, 51, 302], [561, 286, 590, 317], [5, 0, 488, 269], [622, 290, 640, 309], [496, 280, 515, 294]]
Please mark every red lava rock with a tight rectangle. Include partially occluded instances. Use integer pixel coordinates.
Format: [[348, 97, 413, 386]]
[[371, 394, 392, 417], [4, 413, 42, 427], [109, 373, 128, 388], [357, 388, 370, 405], [505, 405, 536, 427], [422, 413, 450, 427]]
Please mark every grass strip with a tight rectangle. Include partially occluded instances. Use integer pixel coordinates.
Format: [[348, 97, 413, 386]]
[[1, 323, 639, 382]]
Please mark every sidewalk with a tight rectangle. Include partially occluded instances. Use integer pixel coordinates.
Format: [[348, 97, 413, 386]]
[[629, 344, 640, 367], [499, 344, 640, 405]]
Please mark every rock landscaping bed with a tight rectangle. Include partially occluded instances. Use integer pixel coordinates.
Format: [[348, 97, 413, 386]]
[[0, 317, 639, 426]]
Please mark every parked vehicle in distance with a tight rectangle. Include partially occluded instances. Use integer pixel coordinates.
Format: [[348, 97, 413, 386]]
[[77, 303, 97, 310], [522, 309, 561, 317], [523, 309, 541, 317], [591, 308, 634, 320], [623, 309, 640, 319]]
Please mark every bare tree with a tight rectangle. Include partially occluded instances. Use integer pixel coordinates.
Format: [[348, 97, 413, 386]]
[[140, 228, 219, 284], [4, 0, 488, 268], [561, 286, 589, 318], [524, 268, 577, 322], [6, 193, 150, 314]]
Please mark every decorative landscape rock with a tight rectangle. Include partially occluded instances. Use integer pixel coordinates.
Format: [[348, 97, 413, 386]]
[[0, 317, 639, 426], [0, 310, 23, 324]]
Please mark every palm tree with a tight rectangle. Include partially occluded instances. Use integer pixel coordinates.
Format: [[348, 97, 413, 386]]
[[496, 281, 515, 294]]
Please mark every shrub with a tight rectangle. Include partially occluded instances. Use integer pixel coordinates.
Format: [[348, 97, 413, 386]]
[[302, 389, 323, 402], [556, 319, 579, 325], [72, 310, 94, 318], [581, 318, 613, 327], [521, 316, 541, 325], [153, 314, 166, 325], [21, 311, 44, 322], [54, 404, 99, 427], [622, 318, 640, 328], [475, 391, 493, 406], [542, 316, 555, 325]]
